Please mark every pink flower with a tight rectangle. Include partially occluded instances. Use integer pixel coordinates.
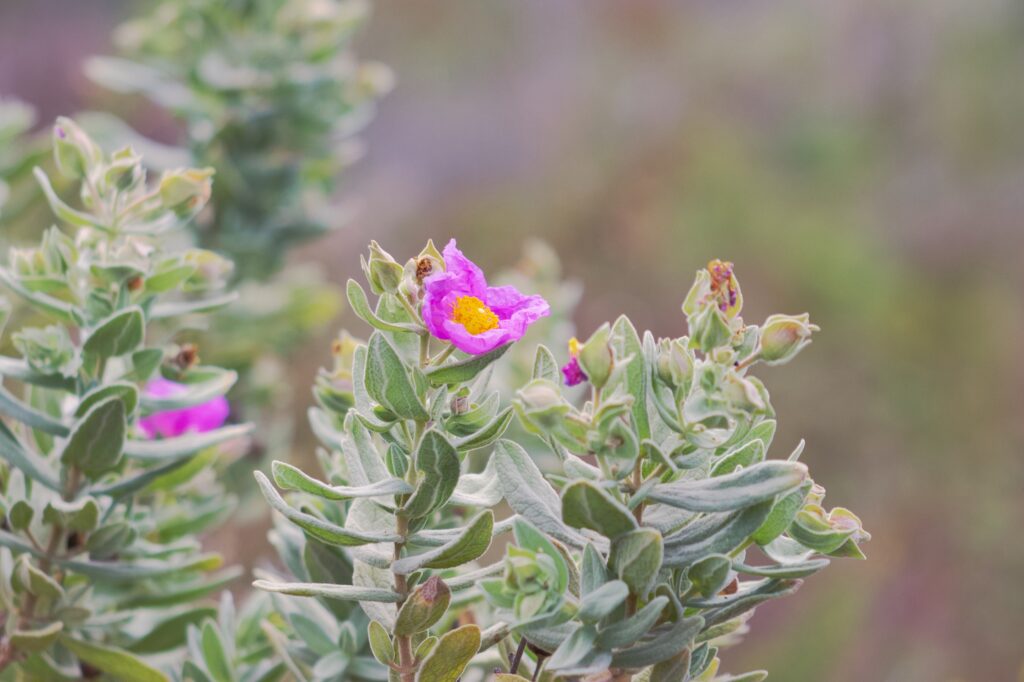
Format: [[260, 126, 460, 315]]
[[138, 378, 229, 439], [561, 337, 588, 387], [422, 240, 550, 355]]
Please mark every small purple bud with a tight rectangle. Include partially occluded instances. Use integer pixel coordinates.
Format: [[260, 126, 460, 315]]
[[561, 356, 587, 387]]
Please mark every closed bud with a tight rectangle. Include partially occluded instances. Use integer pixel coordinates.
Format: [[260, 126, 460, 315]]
[[394, 576, 451, 636], [514, 378, 570, 436], [578, 323, 613, 389], [103, 146, 144, 192], [362, 240, 404, 294], [158, 167, 214, 218], [53, 117, 101, 180], [758, 313, 819, 365], [183, 249, 233, 291]]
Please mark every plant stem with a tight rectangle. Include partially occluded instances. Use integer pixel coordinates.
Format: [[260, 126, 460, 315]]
[[393, 512, 415, 682], [509, 637, 527, 674]]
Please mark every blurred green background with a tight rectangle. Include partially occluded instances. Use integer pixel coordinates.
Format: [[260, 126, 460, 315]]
[[3, 1, 1023, 680]]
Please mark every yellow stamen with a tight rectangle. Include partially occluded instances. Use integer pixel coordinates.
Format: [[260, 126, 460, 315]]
[[451, 295, 500, 335], [568, 337, 581, 357]]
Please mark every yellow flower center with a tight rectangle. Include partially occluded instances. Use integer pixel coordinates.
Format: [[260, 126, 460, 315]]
[[568, 337, 581, 357], [451, 295, 500, 335]]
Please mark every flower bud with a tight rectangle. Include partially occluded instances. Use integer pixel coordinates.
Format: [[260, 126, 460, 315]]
[[514, 379, 570, 435], [329, 331, 361, 382], [158, 167, 214, 219], [578, 323, 613, 389], [758, 313, 819, 365], [394, 576, 451, 636], [415, 239, 444, 283], [103, 146, 144, 192], [53, 117, 102, 180], [182, 249, 233, 291], [361, 240, 404, 294]]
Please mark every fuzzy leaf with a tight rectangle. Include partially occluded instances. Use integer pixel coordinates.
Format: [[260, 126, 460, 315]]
[[61, 396, 125, 477], [0, 383, 69, 436], [256, 471, 401, 546], [402, 430, 460, 519], [394, 511, 494, 575], [60, 635, 169, 682], [424, 344, 511, 386], [494, 440, 588, 549], [649, 461, 807, 512], [271, 460, 412, 500], [561, 480, 638, 540], [365, 332, 428, 420], [609, 528, 663, 597], [253, 579, 401, 603], [416, 624, 480, 682], [82, 306, 144, 358]]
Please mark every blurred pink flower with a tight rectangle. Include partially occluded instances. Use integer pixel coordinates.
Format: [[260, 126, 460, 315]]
[[561, 337, 588, 387], [138, 378, 229, 439], [422, 239, 549, 355]]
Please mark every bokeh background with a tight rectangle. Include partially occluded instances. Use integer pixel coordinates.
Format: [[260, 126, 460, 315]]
[[3, 1, 1023, 680]]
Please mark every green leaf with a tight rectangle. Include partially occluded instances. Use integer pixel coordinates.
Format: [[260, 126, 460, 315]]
[[662, 501, 774, 568], [347, 279, 421, 333], [365, 332, 429, 420], [123, 423, 252, 462], [0, 383, 69, 436], [649, 461, 808, 512], [751, 480, 812, 545], [367, 621, 394, 665], [256, 471, 401, 547], [394, 511, 494, 575], [424, 344, 511, 386], [402, 430, 460, 519], [687, 555, 732, 598], [0, 419, 60, 490], [580, 543, 608, 595], [61, 396, 126, 477], [452, 407, 513, 452], [612, 315, 650, 440], [595, 596, 668, 649], [609, 528, 663, 598], [700, 579, 801, 627], [0, 267, 76, 323], [60, 635, 169, 682], [545, 625, 611, 675], [128, 607, 216, 654], [651, 649, 692, 682], [416, 624, 480, 682], [10, 621, 64, 652], [561, 479, 638, 540], [271, 460, 412, 500], [610, 614, 704, 669], [494, 440, 587, 550], [0, 355, 76, 390], [513, 518, 569, 594], [200, 622, 232, 682], [33, 167, 106, 230], [82, 307, 144, 358], [395, 576, 452, 636], [733, 558, 830, 579], [253, 578, 401, 603], [76, 382, 139, 418], [576, 580, 629, 623], [532, 344, 560, 383], [149, 292, 238, 319], [9, 500, 34, 531]]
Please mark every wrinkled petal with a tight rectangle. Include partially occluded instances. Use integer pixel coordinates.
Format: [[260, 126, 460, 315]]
[[138, 379, 230, 439], [422, 239, 550, 355], [561, 357, 588, 386]]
